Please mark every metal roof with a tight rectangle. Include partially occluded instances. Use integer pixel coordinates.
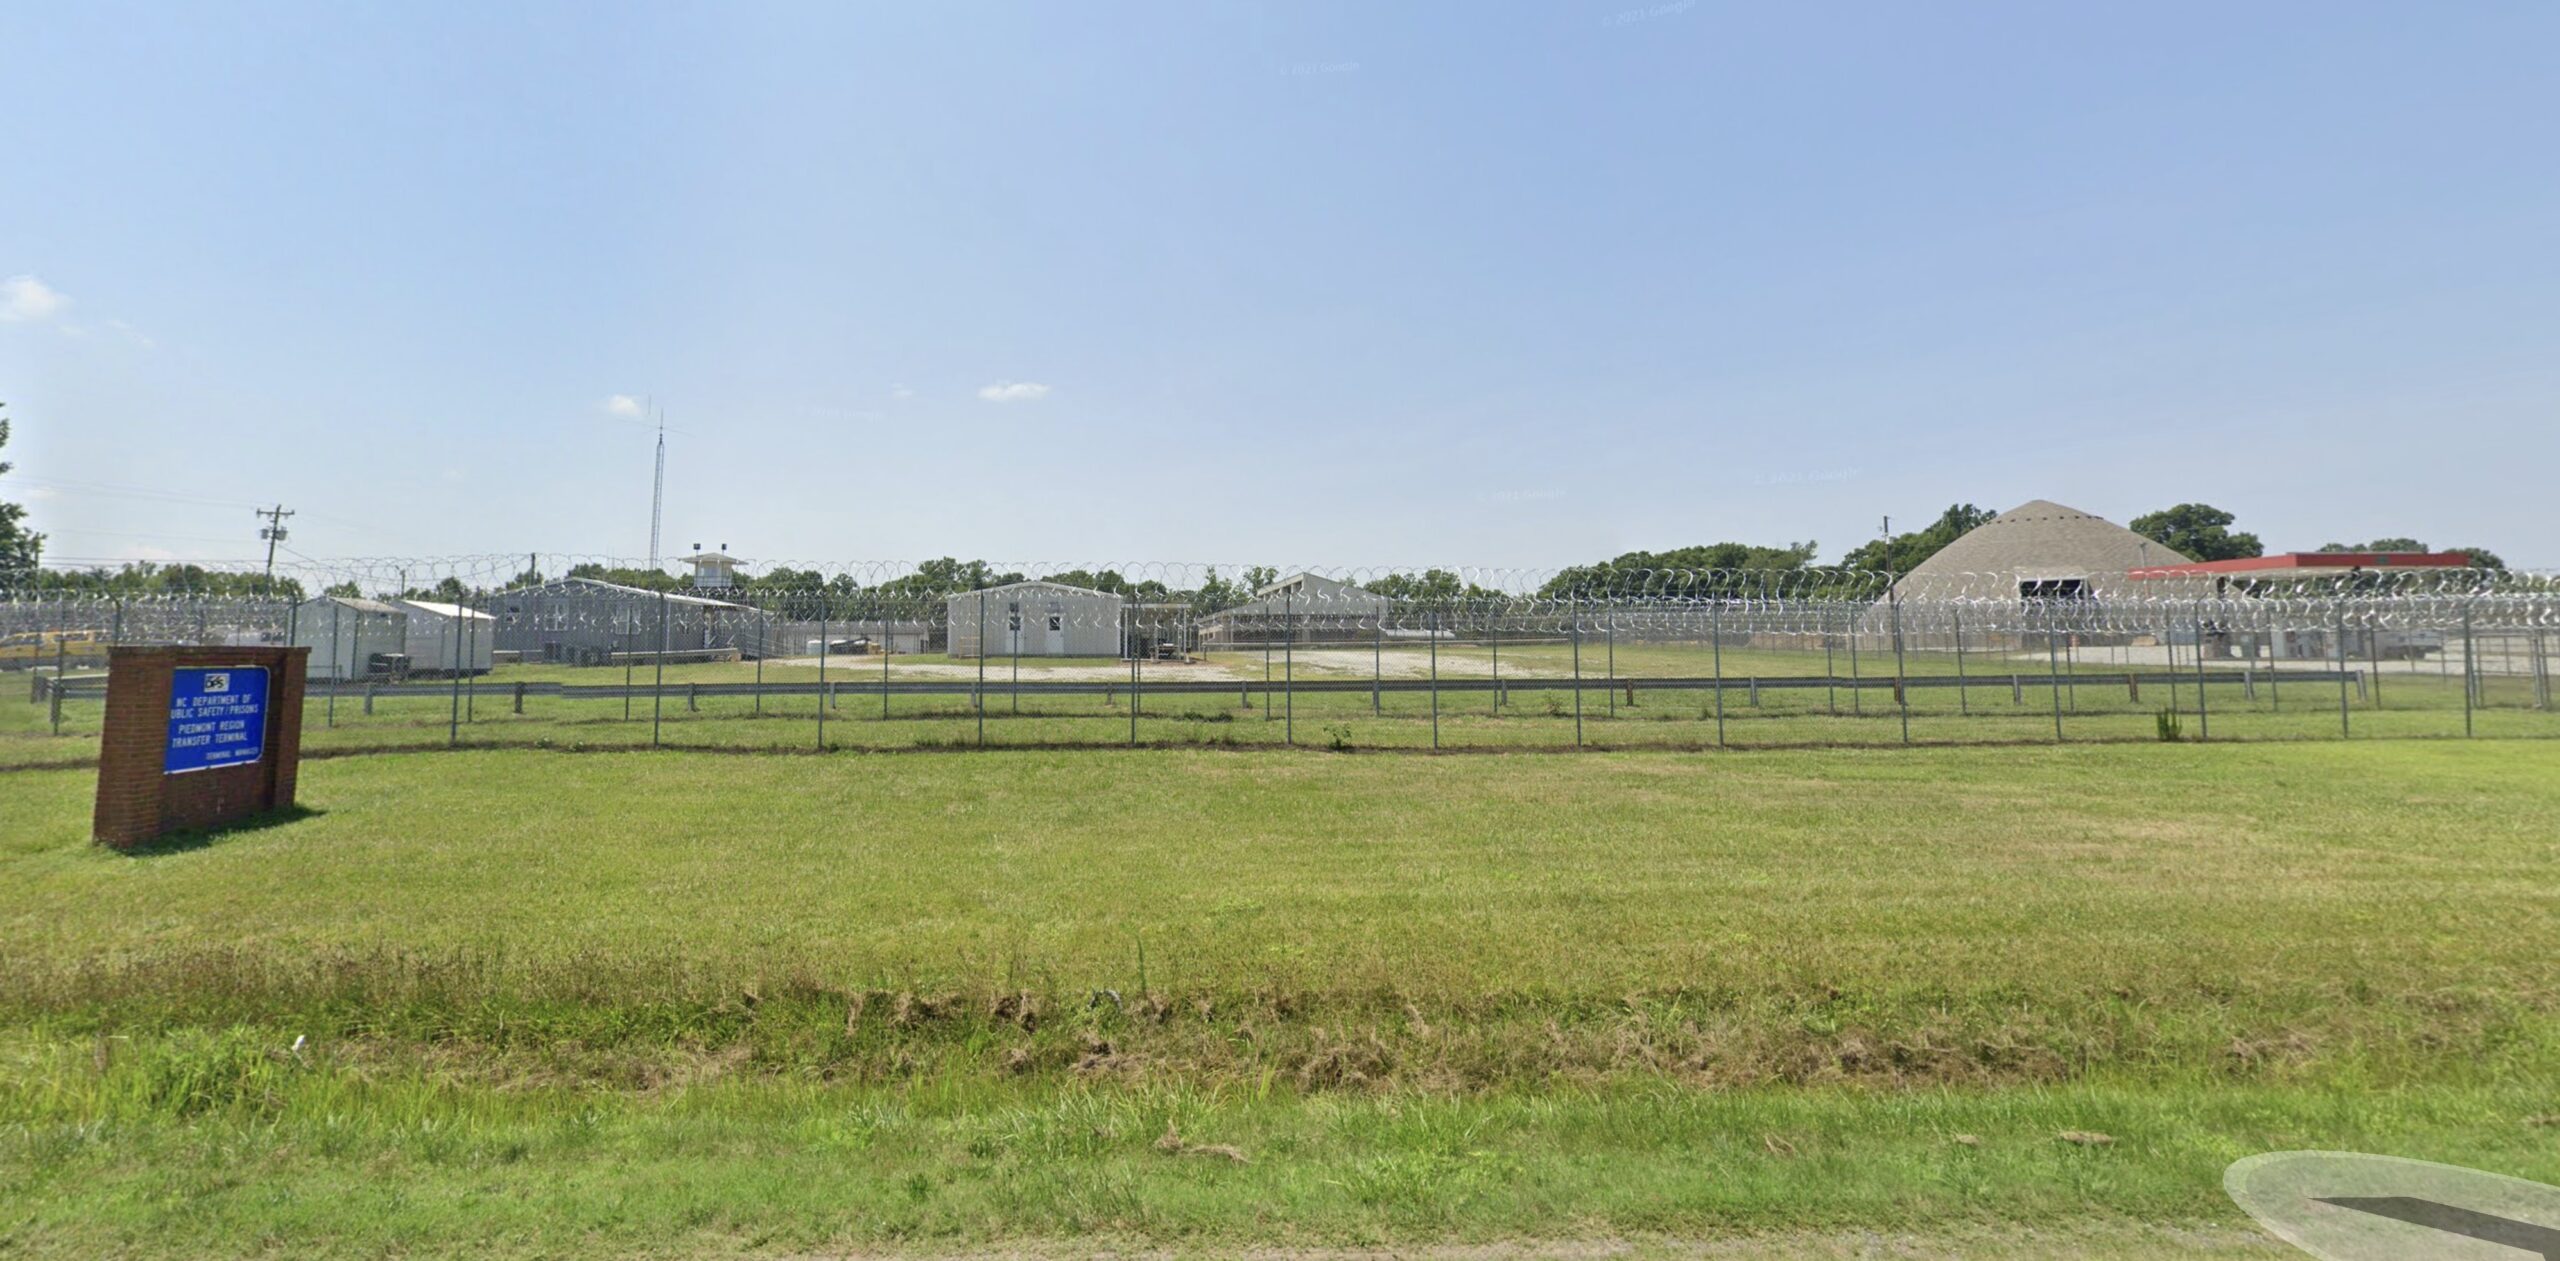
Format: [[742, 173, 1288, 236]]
[[391, 599, 497, 621]]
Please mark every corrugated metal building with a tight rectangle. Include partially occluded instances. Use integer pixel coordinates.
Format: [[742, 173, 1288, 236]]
[[946, 581, 1126, 658], [493, 577, 751, 664], [1199, 572, 1389, 646]]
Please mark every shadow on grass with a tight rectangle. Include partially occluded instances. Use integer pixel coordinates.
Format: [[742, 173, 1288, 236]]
[[113, 805, 327, 857]]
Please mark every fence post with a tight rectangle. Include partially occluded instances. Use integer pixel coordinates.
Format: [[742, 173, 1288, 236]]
[[2367, 621, 2383, 709], [1571, 600, 1584, 747], [2461, 603, 2475, 738], [2046, 625, 2065, 743], [652, 589, 668, 750], [1429, 608, 1441, 750], [1888, 584, 1909, 745], [514, 682, 525, 715], [464, 596, 478, 724], [1372, 614, 1382, 716], [1824, 608, 1838, 717], [624, 606, 636, 721], [1711, 599, 1726, 747], [976, 591, 987, 750], [2335, 605, 2351, 740], [2164, 612, 2179, 721], [329, 600, 341, 729], [818, 596, 829, 751], [450, 600, 465, 748], [2193, 604, 2209, 742], [1847, 610, 1862, 716], [1490, 618, 1501, 713], [1284, 588, 1294, 746], [1953, 606, 1967, 715], [1605, 613, 1616, 720]]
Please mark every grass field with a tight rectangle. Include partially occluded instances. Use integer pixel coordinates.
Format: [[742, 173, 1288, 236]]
[[3, 740, 2558, 1256]]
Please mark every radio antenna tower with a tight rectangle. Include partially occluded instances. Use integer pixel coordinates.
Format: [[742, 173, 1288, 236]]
[[647, 405, 666, 569]]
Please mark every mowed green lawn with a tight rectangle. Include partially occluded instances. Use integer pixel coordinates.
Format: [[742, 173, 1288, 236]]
[[2, 743, 2557, 1257]]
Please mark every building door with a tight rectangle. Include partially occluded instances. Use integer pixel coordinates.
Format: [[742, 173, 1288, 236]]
[[1045, 607, 1066, 656]]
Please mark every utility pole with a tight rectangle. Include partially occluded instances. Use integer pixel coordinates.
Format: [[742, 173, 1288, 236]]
[[255, 504, 295, 594]]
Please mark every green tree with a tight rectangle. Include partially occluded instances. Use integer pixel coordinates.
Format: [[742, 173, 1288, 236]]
[[322, 581, 363, 599], [2318, 537, 2427, 554], [0, 403, 44, 591], [874, 558, 1024, 597], [1841, 504, 1995, 575], [2130, 503, 2263, 562], [2449, 546, 2506, 571], [563, 562, 681, 591], [1186, 568, 1252, 614], [1540, 542, 1820, 599], [1368, 568, 1500, 604], [30, 561, 302, 600]]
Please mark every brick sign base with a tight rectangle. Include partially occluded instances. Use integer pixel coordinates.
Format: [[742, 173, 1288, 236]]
[[94, 646, 310, 850]]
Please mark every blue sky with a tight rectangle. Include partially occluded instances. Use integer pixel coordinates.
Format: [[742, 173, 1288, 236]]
[[4, 1, 2555, 574]]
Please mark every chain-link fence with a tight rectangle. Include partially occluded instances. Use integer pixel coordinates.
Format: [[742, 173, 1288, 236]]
[[7, 557, 2556, 760]]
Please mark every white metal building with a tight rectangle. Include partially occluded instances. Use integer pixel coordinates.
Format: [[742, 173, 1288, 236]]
[[393, 599, 496, 675], [946, 581, 1126, 658], [290, 596, 409, 682]]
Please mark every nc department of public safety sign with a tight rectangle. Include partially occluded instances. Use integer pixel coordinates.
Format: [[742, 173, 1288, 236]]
[[165, 666, 270, 775]]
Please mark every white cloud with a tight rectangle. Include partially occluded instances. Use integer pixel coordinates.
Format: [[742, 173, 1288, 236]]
[[605, 394, 645, 417], [1, 275, 69, 323], [976, 381, 1052, 403]]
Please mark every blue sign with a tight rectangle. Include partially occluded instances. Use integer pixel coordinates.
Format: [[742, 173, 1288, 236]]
[[166, 666, 270, 775]]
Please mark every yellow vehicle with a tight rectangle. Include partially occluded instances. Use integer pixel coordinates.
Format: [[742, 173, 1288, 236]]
[[0, 630, 112, 671]]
